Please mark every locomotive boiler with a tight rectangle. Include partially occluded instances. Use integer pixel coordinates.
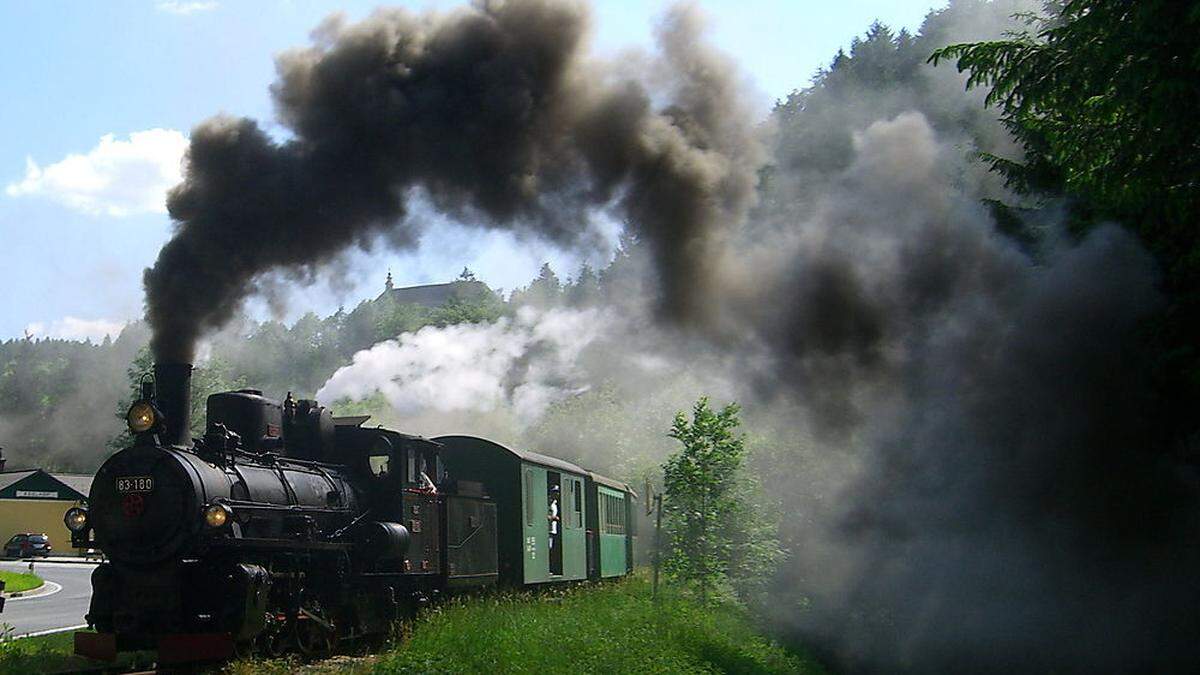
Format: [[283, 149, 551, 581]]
[[56, 362, 635, 664]]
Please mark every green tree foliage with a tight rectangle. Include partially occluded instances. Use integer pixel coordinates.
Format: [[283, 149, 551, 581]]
[[662, 398, 781, 604], [931, 1, 1200, 246], [510, 262, 563, 308], [764, 1, 1041, 245], [565, 263, 601, 307], [0, 326, 142, 470], [427, 292, 507, 327], [931, 0, 1200, 450]]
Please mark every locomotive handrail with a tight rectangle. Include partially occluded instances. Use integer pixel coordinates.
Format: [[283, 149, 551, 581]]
[[208, 537, 350, 551], [326, 508, 373, 541], [218, 499, 350, 514], [273, 464, 300, 506], [445, 523, 485, 549]]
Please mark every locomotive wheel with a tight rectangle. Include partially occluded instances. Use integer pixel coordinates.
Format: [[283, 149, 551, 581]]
[[259, 631, 288, 658], [295, 619, 336, 657]]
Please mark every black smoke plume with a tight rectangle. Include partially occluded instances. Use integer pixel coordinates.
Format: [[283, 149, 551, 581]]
[[144, 0, 760, 363]]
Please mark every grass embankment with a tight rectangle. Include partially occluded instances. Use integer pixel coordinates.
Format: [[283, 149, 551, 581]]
[[374, 576, 820, 674], [0, 629, 156, 675], [238, 575, 823, 674], [0, 575, 823, 674], [0, 570, 42, 594]]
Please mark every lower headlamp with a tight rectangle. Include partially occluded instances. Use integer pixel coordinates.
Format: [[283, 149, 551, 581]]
[[64, 507, 88, 532]]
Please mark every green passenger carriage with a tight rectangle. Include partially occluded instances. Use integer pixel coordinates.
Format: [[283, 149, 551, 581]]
[[434, 435, 635, 584]]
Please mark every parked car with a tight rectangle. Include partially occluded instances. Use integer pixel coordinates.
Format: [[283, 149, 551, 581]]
[[4, 533, 52, 558]]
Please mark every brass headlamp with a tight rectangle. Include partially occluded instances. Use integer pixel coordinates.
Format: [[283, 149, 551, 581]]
[[126, 400, 161, 434]]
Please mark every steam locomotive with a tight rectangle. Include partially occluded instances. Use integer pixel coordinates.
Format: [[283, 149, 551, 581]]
[[61, 364, 635, 664]]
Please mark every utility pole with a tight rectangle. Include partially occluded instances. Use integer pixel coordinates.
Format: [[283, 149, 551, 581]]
[[652, 493, 663, 601]]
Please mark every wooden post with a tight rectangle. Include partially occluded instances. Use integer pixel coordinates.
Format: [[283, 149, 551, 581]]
[[652, 493, 663, 601]]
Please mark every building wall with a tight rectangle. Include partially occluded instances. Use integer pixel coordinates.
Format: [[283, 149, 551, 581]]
[[0, 498, 83, 555]]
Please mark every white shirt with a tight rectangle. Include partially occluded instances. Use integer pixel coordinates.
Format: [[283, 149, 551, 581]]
[[549, 499, 559, 535]]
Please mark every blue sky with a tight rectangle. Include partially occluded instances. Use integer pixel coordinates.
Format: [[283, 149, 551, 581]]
[[0, 0, 943, 341]]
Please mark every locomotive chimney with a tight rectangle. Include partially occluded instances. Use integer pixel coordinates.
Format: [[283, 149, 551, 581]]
[[154, 363, 193, 447]]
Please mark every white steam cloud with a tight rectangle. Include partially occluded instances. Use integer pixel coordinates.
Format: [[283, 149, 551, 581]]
[[317, 307, 607, 423]]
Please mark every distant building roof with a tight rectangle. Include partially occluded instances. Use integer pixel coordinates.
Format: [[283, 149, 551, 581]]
[[0, 470, 37, 494], [0, 469, 88, 501], [54, 474, 94, 498], [377, 279, 495, 308]]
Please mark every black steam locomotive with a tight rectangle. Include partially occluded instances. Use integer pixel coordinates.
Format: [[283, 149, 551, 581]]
[[64, 364, 635, 664]]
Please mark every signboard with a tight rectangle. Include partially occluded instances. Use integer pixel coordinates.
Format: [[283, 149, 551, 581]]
[[15, 490, 58, 499]]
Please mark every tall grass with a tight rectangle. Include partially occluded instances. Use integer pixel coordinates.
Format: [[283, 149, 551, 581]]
[[371, 575, 822, 674]]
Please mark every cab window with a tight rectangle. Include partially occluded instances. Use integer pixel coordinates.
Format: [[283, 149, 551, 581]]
[[368, 435, 394, 478], [368, 454, 390, 477]]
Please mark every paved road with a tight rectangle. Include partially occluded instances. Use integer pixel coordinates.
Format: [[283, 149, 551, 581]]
[[1, 560, 94, 637]]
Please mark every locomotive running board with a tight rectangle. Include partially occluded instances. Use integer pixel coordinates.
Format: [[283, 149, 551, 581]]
[[75, 631, 116, 661], [74, 631, 234, 664], [158, 632, 235, 664]]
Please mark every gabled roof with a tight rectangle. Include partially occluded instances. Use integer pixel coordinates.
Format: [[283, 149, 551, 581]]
[[0, 470, 36, 493], [588, 471, 636, 496], [54, 474, 94, 498], [378, 280, 496, 308], [0, 469, 88, 501]]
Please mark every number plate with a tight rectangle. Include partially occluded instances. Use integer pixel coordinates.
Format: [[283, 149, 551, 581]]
[[116, 476, 154, 493]]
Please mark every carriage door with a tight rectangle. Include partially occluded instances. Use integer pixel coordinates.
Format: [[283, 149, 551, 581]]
[[547, 471, 563, 576]]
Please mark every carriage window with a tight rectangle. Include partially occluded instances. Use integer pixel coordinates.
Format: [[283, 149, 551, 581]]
[[572, 480, 582, 528], [524, 469, 534, 527], [603, 494, 625, 535]]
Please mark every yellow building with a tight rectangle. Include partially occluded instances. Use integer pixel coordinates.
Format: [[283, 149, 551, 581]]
[[0, 469, 91, 556]]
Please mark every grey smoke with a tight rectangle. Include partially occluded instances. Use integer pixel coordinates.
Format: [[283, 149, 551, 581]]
[[746, 111, 1194, 671]]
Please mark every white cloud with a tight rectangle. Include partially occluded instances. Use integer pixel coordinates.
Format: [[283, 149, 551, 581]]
[[156, 1, 219, 15], [6, 129, 187, 217], [25, 317, 128, 343]]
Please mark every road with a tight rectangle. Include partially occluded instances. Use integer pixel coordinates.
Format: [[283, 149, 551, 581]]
[[1, 560, 94, 637]]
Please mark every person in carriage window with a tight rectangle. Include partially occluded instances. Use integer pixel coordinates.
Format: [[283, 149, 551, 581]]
[[547, 485, 560, 548]]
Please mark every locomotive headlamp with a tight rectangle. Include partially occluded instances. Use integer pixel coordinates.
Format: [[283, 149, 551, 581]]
[[64, 507, 88, 532], [127, 400, 158, 434], [204, 503, 232, 528]]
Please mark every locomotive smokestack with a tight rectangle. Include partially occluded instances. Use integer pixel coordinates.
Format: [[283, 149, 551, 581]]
[[154, 363, 193, 447]]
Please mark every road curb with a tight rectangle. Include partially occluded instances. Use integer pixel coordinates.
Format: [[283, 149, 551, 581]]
[[3, 579, 62, 600], [0, 556, 103, 565], [15, 623, 89, 640]]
